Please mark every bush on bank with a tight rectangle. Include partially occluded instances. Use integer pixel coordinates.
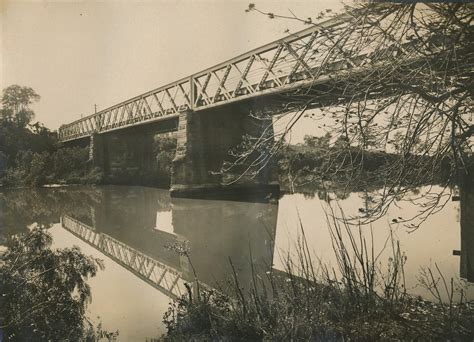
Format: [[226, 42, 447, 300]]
[[2, 147, 104, 187], [0, 227, 109, 341]]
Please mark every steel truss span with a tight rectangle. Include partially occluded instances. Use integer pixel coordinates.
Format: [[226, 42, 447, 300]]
[[59, 14, 356, 142], [61, 215, 190, 298], [59, 4, 441, 143]]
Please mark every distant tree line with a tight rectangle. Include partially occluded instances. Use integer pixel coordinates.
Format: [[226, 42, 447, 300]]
[[0, 84, 179, 188], [277, 132, 451, 193], [0, 85, 105, 187]]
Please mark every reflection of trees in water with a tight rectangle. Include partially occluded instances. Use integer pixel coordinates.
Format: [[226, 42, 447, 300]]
[[0, 187, 102, 240]]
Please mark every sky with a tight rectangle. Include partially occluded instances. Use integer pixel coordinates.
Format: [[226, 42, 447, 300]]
[[1, 0, 347, 140]]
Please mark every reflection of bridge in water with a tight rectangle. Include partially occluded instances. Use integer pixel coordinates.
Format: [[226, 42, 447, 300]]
[[62, 215, 189, 298], [61, 186, 278, 298], [57, 184, 474, 299]]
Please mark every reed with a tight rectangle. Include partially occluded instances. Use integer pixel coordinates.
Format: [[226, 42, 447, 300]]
[[161, 211, 474, 341]]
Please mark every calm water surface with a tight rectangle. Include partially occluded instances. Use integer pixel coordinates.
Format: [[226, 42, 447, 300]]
[[1, 185, 472, 340]]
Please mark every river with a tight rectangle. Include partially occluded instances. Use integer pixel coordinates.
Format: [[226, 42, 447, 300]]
[[1, 185, 473, 340]]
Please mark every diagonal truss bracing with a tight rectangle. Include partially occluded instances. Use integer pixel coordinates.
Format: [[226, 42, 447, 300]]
[[61, 215, 190, 299], [60, 7, 427, 142], [58, 13, 357, 142]]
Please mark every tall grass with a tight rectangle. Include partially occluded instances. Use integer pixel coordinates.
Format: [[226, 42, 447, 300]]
[[161, 211, 474, 341]]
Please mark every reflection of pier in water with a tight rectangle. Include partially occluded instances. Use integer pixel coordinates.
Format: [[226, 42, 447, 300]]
[[61, 186, 278, 298]]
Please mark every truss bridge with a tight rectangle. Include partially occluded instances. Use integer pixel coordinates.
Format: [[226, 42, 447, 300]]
[[57, 9, 427, 198]]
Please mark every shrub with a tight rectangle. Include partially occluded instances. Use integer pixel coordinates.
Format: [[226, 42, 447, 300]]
[[0, 227, 104, 341]]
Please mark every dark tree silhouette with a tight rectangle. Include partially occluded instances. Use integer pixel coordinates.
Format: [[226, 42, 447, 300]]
[[1, 85, 40, 128]]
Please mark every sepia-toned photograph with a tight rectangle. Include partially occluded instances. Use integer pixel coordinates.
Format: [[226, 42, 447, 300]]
[[1, 0, 473, 340]]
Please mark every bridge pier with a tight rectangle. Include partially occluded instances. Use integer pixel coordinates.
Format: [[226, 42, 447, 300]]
[[89, 133, 107, 171], [171, 108, 279, 200], [88, 130, 159, 185]]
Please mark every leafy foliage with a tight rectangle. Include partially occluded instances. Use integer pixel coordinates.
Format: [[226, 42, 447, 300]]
[[276, 141, 450, 196], [154, 135, 177, 186], [0, 228, 104, 341], [0, 85, 104, 187], [1, 85, 40, 128]]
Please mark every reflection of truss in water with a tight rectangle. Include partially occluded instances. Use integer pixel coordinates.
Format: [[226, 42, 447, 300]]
[[62, 215, 191, 299]]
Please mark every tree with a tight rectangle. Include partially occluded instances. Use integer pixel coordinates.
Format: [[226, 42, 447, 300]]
[[236, 2, 473, 227], [0, 228, 104, 341], [304, 132, 331, 148], [0, 85, 52, 165], [0, 85, 67, 186], [1, 85, 40, 128], [154, 135, 178, 185]]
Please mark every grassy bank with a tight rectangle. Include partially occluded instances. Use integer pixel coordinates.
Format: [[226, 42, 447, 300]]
[[160, 216, 474, 341]]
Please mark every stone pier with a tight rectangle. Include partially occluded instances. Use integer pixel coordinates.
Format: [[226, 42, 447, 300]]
[[89, 133, 107, 171], [86, 106, 279, 199], [170, 107, 279, 200]]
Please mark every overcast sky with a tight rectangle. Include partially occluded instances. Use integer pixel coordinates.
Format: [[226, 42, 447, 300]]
[[1, 0, 346, 138]]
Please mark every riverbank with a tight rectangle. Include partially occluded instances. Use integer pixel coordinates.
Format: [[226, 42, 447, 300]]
[[2, 184, 473, 340], [2, 140, 450, 196], [276, 144, 452, 194], [0, 135, 176, 188], [160, 218, 474, 341], [161, 276, 474, 341]]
